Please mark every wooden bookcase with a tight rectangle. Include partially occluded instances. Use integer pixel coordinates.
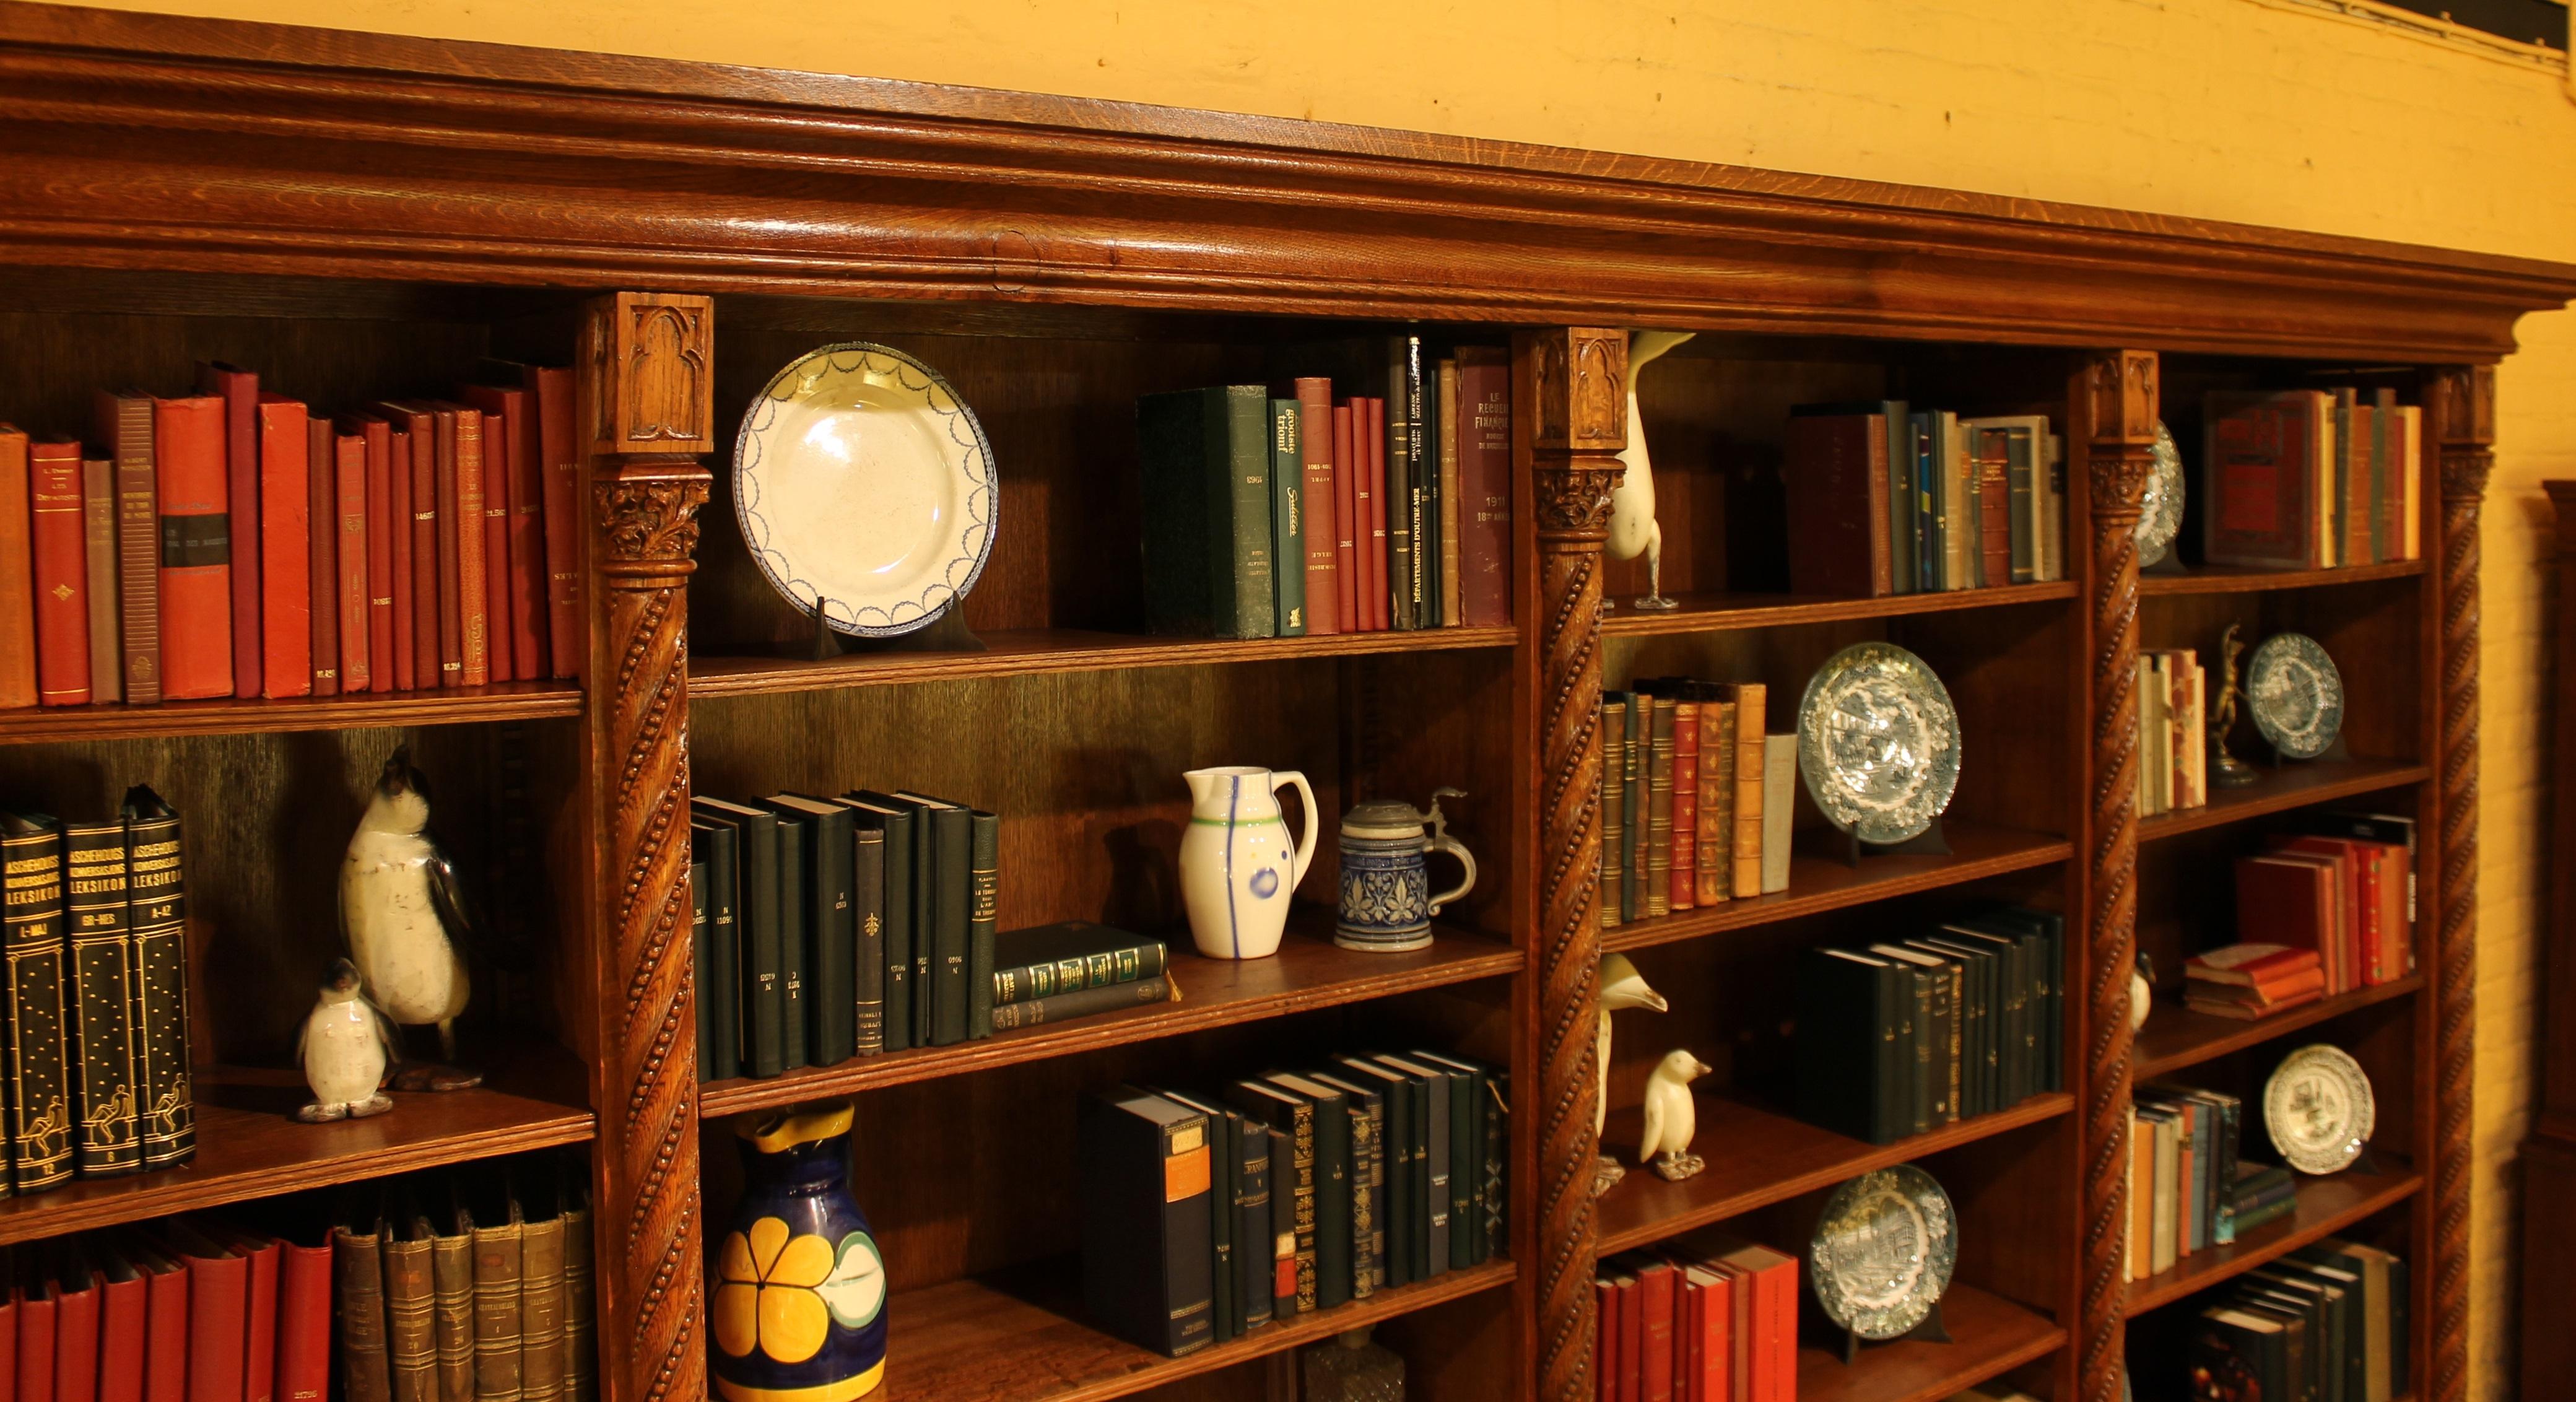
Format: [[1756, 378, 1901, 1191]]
[[0, 7, 2566, 1402]]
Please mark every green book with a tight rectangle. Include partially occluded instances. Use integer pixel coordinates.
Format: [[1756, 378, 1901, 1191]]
[[967, 809, 999, 1040], [688, 819, 742, 1076], [1136, 385, 1274, 638], [855, 790, 938, 1048], [892, 792, 973, 1047], [1410, 1051, 1482, 1271], [1268, 398, 1307, 637], [688, 858, 713, 1081], [767, 804, 811, 1071], [840, 796, 912, 1055], [767, 795, 856, 1068], [693, 798, 783, 1079]]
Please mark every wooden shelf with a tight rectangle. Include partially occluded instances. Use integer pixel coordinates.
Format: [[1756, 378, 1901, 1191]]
[[2139, 559, 2426, 596], [1595, 1093, 2073, 1255], [2138, 760, 2428, 843], [2135, 975, 2424, 1082], [689, 624, 1518, 698], [1600, 823, 2071, 954], [697, 923, 1520, 1116], [1599, 581, 2077, 638], [877, 1257, 1514, 1402], [0, 681, 583, 746], [0, 1063, 593, 1248], [2123, 1157, 2421, 1317], [1795, 1281, 2065, 1402]]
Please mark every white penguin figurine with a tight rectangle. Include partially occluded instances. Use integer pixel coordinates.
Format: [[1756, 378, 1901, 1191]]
[[1596, 952, 1669, 1194], [341, 747, 481, 1089], [1637, 1049, 1713, 1182], [295, 957, 398, 1121]]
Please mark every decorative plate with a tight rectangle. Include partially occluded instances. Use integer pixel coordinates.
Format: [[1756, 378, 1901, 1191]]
[[1796, 642, 1962, 845], [2245, 631, 2344, 760], [734, 342, 998, 637], [2264, 1043, 2375, 1174], [1809, 1164, 1957, 1340], [2136, 420, 2185, 568]]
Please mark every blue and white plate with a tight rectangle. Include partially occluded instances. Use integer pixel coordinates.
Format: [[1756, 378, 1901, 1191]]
[[735, 343, 997, 637]]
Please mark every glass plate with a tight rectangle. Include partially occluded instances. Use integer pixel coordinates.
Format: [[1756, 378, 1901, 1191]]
[[2264, 1043, 2375, 1174], [1797, 642, 1962, 844], [1809, 1164, 1957, 1339], [2247, 631, 2344, 760], [2136, 421, 2185, 568]]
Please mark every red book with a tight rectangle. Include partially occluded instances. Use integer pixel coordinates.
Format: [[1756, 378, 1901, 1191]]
[[28, 441, 90, 708], [1614, 1269, 1642, 1402], [2237, 855, 2334, 988], [16, 1282, 53, 1402], [304, 419, 337, 698], [1594, 1277, 1619, 1402], [1455, 346, 1513, 627], [204, 1226, 278, 1402], [93, 1245, 146, 1402], [385, 424, 416, 692], [452, 406, 492, 687], [273, 1239, 329, 1402], [149, 395, 231, 700], [2185, 943, 2324, 988], [522, 365, 580, 678], [2274, 836, 2372, 994], [1670, 699, 1699, 912], [352, 416, 396, 694], [0, 425, 33, 709], [1684, 1264, 1731, 1402], [334, 434, 370, 695], [1292, 378, 1340, 637], [479, 401, 513, 683], [461, 385, 545, 682], [255, 396, 311, 700], [0, 1287, 17, 1402], [372, 404, 438, 692], [1783, 411, 1892, 598], [163, 1222, 248, 1402], [196, 364, 262, 699], [1634, 1257, 1676, 1402], [2204, 390, 2332, 569], [54, 1267, 98, 1402], [1332, 405, 1359, 634], [1363, 398, 1390, 632], [126, 1237, 187, 1402]]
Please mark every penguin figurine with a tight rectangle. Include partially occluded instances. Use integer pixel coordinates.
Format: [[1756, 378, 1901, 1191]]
[[341, 747, 482, 1091], [1595, 952, 1669, 1195], [295, 957, 398, 1121], [1637, 1048, 1713, 1182]]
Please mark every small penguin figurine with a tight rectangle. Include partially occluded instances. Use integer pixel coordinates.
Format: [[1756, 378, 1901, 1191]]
[[1595, 952, 1669, 1195], [1637, 1049, 1713, 1182], [296, 957, 398, 1121], [341, 747, 482, 1091]]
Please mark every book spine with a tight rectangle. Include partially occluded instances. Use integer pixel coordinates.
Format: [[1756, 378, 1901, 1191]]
[[337, 433, 372, 693], [336, 1229, 394, 1402], [453, 409, 491, 688], [986, 975, 1167, 1031], [63, 821, 139, 1177], [1, 819, 72, 1191], [517, 1215, 566, 1402], [853, 827, 886, 1056], [278, 1240, 333, 1402], [362, 420, 396, 693], [1621, 697, 1643, 923], [123, 804, 191, 1168], [773, 819, 808, 1072], [80, 458, 121, 705], [1293, 378, 1339, 637], [258, 401, 312, 700], [2002, 427, 2036, 583], [29, 444, 91, 707], [560, 1204, 593, 1402], [929, 806, 970, 1046], [878, 814, 911, 1055], [967, 811, 999, 1040], [1136, 390, 1214, 637], [1383, 343, 1419, 630], [1730, 685, 1767, 898], [0, 429, 33, 708], [429, 1232, 474, 1402], [1599, 698, 1625, 928], [530, 368, 580, 677], [1268, 399, 1305, 637], [399, 423, 431, 691], [1438, 357, 1463, 626], [468, 1221, 523, 1402], [152, 395, 232, 700], [993, 942, 1167, 1004], [198, 365, 262, 699], [473, 406, 516, 683], [1332, 404, 1359, 634], [1695, 698, 1731, 904], [430, 410, 464, 687], [1268, 1125, 1296, 1316], [1237, 1120, 1273, 1327], [1669, 700, 1699, 912], [305, 419, 339, 697], [383, 1239, 437, 1402], [1977, 432, 2011, 588], [1218, 386, 1274, 640], [1288, 1102, 1318, 1312], [689, 861, 712, 1081], [101, 394, 162, 705], [1364, 398, 1389, 633], [1646, 699, 1675, 919], [807, 815, 855, 1068]]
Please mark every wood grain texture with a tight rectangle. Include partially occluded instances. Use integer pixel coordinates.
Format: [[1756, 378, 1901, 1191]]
[[1518, 328, 1623, 1402], [577, 291, 712, 1402], [2121, 1158, 2422, 1318], [2133, 974, 2425, 1082], [1793, 1282, 2064, 1402], [2078, 349, 2156, 1402], [2525, 480, 2576, 1396], [2133, 759, 2430, 844]]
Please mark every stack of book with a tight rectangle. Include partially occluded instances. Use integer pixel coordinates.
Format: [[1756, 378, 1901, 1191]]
[[2127, 1084, 2247, 1282], [690, 788, 1003, 1081], [2227, 1162, 2300, 1236], [1793, 907, 2066, 1145], [1591, 1239, 1798, 1402], [2183, 1238, 2409, 1402], [1137, 339, 1512, 640], [1783, 403, 2065, 597], [2235, 820, 2416, 998], [1596, 680, 1795, 927], [0, 786, 196, 1196], [2136, 646, 2208, 818], [0, 363, 579, 710], [2183, 943, 2326, 1021], [1078, 1051, 1506, 1357], [2204, 388, 2422, 570]]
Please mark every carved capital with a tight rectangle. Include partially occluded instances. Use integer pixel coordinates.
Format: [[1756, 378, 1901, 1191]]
[[2087, 349, 2159, 447], [2088, 452, 2156, 523], [597, 475, 711, 568], [2433, 364, 2497, 448], [1529, 328, 1628, 451], [586, 292, 715, 453], [1534, 462, 1624, 536]]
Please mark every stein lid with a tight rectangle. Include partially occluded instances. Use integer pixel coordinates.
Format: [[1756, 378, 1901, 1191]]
[[1342, 798, 1427, 833]]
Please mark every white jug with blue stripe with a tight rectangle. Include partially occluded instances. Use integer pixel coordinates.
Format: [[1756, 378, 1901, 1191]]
[[1180, 766, 1319, 960]]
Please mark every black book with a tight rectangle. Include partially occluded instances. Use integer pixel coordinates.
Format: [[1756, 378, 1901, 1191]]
[[64, 817, 140, 1177], [1385, 334, 1424, 630], [841, 796, 913, 1054], [1874, 944, 1959, 1125], [1798, 947, 1899, 1144], [853, 790, 937, 1050], [1868, 946, 1938, 1133], [890, 793, 972, 1048], [1412, 1051, 1502, 1265], [1265, 1073, 1351, 1310], [1077, 1087, 1215, 1357], [688, 859, 713, 1081], [1136, 385, 1273, 639], [1373, 1054, 1447, 1279], [968, 809, 999, 1041], [1266, 1126, 1297, 1317], [986, 976, 1168, 1031], [1308, 1071, 1385, 1295], [1913, 936, 1993, 1119], [2195, 1304, 2295, 1402], [768, 796, 856, 1068], [1227, 1080, 1316, 1314], [767, 805, 811, 1071], [990, 921, 1165, 1005], [2240, 1287, 2327, 1402], [849, 819, 887, 1056], [1938, 923, 2027, 1108], [2279, 1255, 2369, 1402], [1158, 1091, 1240, 1339], [692, 798, 782, 1079], [118, 786, 189, 1172], [0, 811, 73, 1192], [687, 819, 742, 1078], [1329, 1055, 1414, 1288], [2250, 1268, 2349, 1402], [1235, 1113, 1274, 1328]]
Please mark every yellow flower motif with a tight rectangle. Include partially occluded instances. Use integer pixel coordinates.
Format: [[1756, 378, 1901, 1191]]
[[715, 1217, 836, 1364]]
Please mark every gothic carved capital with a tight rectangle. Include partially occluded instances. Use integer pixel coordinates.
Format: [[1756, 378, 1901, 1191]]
[[597, 476, 711, 568], [1530, 327, 1628, 451], [2088, 452, 2156, 523], [2087, 349, 2159, 446], [1534, 462, 1624, 536], [586, 292, 716, 453]]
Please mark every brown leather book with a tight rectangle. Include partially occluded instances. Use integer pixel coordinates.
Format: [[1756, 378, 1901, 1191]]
[[382, 1219, 437, 1402], [1454, 347, 1513, 627], [1645, 695, 1675, 920], [0, 425, 33, 708], [370, 403, 438, 690], [522, 366, 580, 679], [1785, 410, 1892, 598], [1694, 690, 1732, 905], [1725, 683, 1766, 897], [94, 393, 160, 706], [1293, 377, 1339, 637], [1974, 430, 2012, 588], [459, 383, 544, 683], [336, 433, 372, 694], [423, 1210, 474, 1402], [335, 1222, 394, 1402], [559, 1188, 593, 1402], [461, 1196, 522, 1401], [305, 418, 339, 698], [432, 404, 492, 689], [1669, 697, 1699, 912], [515, 1192, 565, 1402], [81, 457, 121, 705], [30, 440, 92, 707]]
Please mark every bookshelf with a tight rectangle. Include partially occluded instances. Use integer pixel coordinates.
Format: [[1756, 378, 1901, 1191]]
[[0, 7, 2565, 1402]]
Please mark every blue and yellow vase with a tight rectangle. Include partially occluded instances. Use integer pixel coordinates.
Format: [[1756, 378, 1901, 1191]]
[[711, 1104, 887, 1402]]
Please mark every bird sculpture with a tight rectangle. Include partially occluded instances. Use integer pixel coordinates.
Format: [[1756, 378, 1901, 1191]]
[[1606, 329, 1695, 611], [295, 957, 398, 1121], [1596, 951, 1669, 1194], [341, 747, 482, 1091], [1637, 1049, 1713, 1182]]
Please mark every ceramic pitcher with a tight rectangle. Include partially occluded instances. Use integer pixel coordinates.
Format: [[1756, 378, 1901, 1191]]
[[1335, 788, 1477, 952], [1180, 766, 1320, 959], [712, 1104, 888, 1402]]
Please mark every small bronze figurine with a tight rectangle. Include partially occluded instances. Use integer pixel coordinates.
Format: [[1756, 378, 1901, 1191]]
[[2208, 623, 2260, 788]]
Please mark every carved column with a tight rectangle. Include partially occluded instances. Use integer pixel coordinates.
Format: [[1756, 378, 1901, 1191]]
[[2427, 364, 2492, 1402], [1515, 327, 1626, 1402], [2078, 349, 2156, 1402], [577, 292, 715, 1402]]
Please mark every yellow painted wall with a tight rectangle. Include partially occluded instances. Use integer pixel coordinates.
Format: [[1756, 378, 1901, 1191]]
[[77, 0, 2576, 1391]]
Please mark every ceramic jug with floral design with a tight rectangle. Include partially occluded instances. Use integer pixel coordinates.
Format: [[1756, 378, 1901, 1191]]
[[712, 1104, 887, 1402]]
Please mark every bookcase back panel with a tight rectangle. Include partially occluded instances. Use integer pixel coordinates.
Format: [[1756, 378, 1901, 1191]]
[[2133, 809, 2424, 996], [2139, 580, 2422, 764], [2141, 997, 2421, 1165], [1340, 648, 1520, 942]]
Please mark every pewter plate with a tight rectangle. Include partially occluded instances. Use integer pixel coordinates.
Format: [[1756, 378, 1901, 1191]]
[[1797, 642, 1961, 844], [2136, 421, 2185, 568], [735, 342, 998, 637], [1809, 1164, 1957, 1339], [2246, 631, 2344, 760], [2264, 1043, 2375, 1174]]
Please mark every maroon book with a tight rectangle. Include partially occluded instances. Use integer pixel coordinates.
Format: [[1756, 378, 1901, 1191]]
[[460, 383, 545, 682], [1332, 403, 1359, 634], [255, 396, 311, 699], [305, 417, 338, 697], [336, 432, 370, 694], [350, 414, 397, 694], [371, 403, 438, 690], [196, 362, 262, 699], [1455, 347, 1513, 626], [1363, 397, 1389, 632], [1293, 377, 1339, 637], [1783, 411, 1893, 598]]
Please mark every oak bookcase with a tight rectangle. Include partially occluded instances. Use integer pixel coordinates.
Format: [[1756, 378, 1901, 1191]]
[[0, 6, 2565, 1402]]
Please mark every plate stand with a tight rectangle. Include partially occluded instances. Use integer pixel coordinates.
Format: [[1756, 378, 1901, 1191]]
[[2141, 551, 2190, 578], [808, 599, 986, 661], [2265, 731, 2352, 768], [1835, 817, 1951, 869], [1837, 1297, 1952, 1365]]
